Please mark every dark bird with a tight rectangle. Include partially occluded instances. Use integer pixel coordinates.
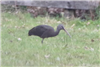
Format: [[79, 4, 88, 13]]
[[28, 24, 71, 43]]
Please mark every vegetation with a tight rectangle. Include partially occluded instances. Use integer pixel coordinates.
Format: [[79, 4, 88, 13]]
[[1, 10, 100, 66]]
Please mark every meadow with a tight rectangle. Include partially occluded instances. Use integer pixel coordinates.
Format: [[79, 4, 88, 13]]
[[1, 11, 100, 66]]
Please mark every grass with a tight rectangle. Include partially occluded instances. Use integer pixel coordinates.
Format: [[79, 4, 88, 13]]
[[1, 11, 100, 66]]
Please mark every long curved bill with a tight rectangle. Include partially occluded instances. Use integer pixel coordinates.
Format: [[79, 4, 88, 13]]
[[63, 28, 71, 38]]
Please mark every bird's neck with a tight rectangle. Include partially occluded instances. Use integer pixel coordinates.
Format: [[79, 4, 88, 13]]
[[52, 28, 60, 36]]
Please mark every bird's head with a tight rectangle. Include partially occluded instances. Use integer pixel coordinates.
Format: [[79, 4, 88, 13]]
[[57, 24, 65, 30], [57, 24, 71, 38]]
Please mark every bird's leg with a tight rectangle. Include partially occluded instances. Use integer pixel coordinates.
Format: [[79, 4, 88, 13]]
[[41, 38, 44, 44]]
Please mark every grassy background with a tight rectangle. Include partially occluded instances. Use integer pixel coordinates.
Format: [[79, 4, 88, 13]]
[[1, 11, 100, 66]]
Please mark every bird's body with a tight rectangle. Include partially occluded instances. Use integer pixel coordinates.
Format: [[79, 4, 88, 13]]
[[28, 24, 71, 43]]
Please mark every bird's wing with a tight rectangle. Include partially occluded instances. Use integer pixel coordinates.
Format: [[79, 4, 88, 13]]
[[39, 25, 54, 30], [29, 25, 51, 36], [29, 25, 54, 37], [41, 29, 51, 38]]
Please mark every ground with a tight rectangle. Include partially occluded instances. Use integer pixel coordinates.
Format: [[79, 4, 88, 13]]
[[1, 11, 100, 66]]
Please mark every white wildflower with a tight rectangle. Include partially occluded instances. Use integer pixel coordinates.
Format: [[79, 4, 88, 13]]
[[56, 57, 60, 61], [18, 38, 22, 41], [45, 54, 50, 58], [90, 48, 94, 51]]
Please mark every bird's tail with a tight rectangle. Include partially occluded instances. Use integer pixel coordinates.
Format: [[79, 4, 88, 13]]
[[28, 30, 33, 36], [28, 31, 31, 36], [28, 27, 36, 36]]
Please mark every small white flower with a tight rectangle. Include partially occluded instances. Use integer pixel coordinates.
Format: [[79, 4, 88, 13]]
[[56, 57, 60, 61], [57, 21, 61, 23], [90, 48, 94, 51], [78, 28, 81, 30], [87, 22, 90, 25], [45, 54, 50, 58], [15, 26, 17, 28], [18, 38, 22, 41], [97, 25, 99, 27]]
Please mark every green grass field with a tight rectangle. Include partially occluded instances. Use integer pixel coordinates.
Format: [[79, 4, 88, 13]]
[[1, 11, 100, 66]]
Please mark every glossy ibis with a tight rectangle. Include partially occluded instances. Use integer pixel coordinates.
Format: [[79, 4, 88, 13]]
[[28, 24, 71, 43]]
